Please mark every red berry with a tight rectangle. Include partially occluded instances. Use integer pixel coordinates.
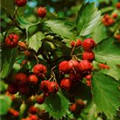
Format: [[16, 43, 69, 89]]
[[36, 94, 45, 104], [60, 78, 72, 90], [104, 14, 110, 20], [26, 118, 32, 120], [78, 60, 93, 72], [69, 104, 76, 112], [114, 34, 120, 42], [108, 18, 114, 25], [70, 39, 82, 47], [7, 83, 18, 94], [24, 50, 32, 57], [76, 99, 85, 109], [76, 39, 82, 47], [86, 80, 91, 87], [69, 73, 82, 82], [68, 60, 79, 70], [116, 2, 120, 9], [19, 85, 29, 94], [14, 73, 27, 86], [30, 115, 38, 120], [18, 41, 27, 49], [112, 13, 118, 18], [59, 61, 72, 73], [33, 64, 47, 77], [40, 80, 50, 93], [48, 82, 59, 94], [82, 38, 96, 51], [15, 0, 27, 7], [98, 63, 110, 69], [37, 7, 47, 18], [28, 74, 39, 85], [85, 74, 92, 80], [8, 108, 19, 117], [70, 41, 76, 47], [28, 106, 38, 114], [5, 34, 19, 48], [82, 51, 95, 62]]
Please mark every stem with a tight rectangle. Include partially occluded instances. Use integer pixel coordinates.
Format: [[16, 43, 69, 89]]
[[32, 53, 39, 64]]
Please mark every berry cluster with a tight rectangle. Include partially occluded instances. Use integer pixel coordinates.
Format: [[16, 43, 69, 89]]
[[59, 38, 95, 90], [69, 99, 85, 114], [7, 64, 47, 103], [102, 14, 114, 26]]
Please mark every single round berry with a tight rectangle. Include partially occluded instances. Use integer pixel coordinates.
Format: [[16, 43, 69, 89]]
[[112, 13, 118, 18], [19, 85, 29, 94], [33, 64, 47, 77], [18, 41, 27, 49], [108, 18, 114, 25], [37, 7, 47, 18], [40, 80, 50, 93], [69, 104, 77, 112], [28, 106, 38, 114], [76, 39, 82, 47], [85, 74, 92, 80], [28, 74, 39, 85], [76, 99, 85, 109], [82, 38, 96, 51], [86, 80, 91, 87], [25, 117, 32, 120], [114, 34, 120, 42], [5, 34, 19, 48], [7, 83, 18, 94], [116, 2, 120, 9], [70, 39, 82, 47], [59, 61, 72, 74], [60, 78, 72, 90], [70, 41, 76, 47], [36, 94, 45, 104], [78, 60, 93, 72], [104, 14, 110, 20], [24, 50, 32, 57], [48, 82, 59, 94], [15, 0, 27, 7], [14, 73, 27, 86], [30, 115, 38, 120], [82, 51, 95, 62], [69, 73, 82, 82]]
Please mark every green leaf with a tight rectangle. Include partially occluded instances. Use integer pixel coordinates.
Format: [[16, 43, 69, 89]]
[[45, 20, 75, 39], [0, 95, 12, 115], [94, 38, 120, 66], [1, 48, 17, 79], [44, 91, 70, 120], [100, 66, 120, 81], [91, 72, 120, 119], [0, 81, 8, 92], [28, 32, 45, 52], [17, 16, 34, 30], [91, 24, 108, 44], [81, 102, 100, 120], [76, 3, 101, 36], [1, 0, 14, 15]]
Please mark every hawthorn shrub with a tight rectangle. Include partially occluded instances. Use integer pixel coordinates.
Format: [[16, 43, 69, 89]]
[[0, 0, 120, 120]]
